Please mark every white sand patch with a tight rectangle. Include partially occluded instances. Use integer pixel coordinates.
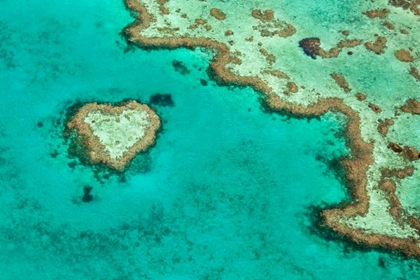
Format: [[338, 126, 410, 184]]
[[84, 109, 149, 159]]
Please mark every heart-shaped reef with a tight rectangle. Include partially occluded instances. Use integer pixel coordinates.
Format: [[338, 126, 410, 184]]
[[67, 100, 161, 171]]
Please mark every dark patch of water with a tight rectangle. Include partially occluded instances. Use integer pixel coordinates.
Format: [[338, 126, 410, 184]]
[[149, 93, 175, 107], [172, 60, 190, 75]]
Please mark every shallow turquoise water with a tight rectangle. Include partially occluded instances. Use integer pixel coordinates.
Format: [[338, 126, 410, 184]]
[[0, 0, 419, 279]]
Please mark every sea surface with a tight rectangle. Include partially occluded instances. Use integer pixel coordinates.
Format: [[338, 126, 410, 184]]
[[0, 0, 419, 279]]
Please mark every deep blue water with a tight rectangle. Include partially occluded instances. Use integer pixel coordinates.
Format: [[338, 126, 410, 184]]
[[0, 0, 419, 279]]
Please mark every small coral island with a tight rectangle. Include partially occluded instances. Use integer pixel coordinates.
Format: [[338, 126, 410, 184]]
[[67, 100, 160, 171]]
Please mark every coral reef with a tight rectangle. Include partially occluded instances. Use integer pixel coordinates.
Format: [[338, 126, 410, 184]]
[[124, 0, 420, 259], [67, 100, 160, 171]]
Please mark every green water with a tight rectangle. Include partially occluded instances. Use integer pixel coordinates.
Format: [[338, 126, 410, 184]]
[[0, 0, 419, 279]]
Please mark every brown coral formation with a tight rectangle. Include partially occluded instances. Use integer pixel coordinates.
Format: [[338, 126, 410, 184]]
[[377, 179, 403, 222], [388, 142, 404, 153], [388, 142, 420, 161], [274, 24, 296, 38], [409, 66, 420, 81], [368, 103, 382, 113], [364, 36, 387, 54], [363, 9, 390, 19], [383, 21, 395, 30], [262, 70, 290, 79], [157, 0, 169, 14], [251, 8, 295, 38], [330, 73, 351, 92], [157, 27, 180, 34], [395, 49, 414, 62], [377, 118, 394, 136], [318, 48, 341, 58], [401, 146, 420, 161], [229, 56, 242, 65], [195, 18, 207, 25], [337, 39, 362, 48], [124, 0, 420, 260], [356, 92, 367, 101], [299, 38, 361, 59], [188, 18, 209, 30], [401, 99, 420, 114], [67, 100, 161, 171], [382, 166, 414, 179], [389, 0, 420, 16], [224, 30, 234, 36], [285, 82, 298, 94], [210, 8, 226, 20], [257, 23, 296, 38], [251, 9, 274, 21], [259, 49, 276, 64]]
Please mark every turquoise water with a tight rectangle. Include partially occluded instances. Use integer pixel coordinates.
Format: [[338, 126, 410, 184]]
[[0, 0, 419, 279]]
